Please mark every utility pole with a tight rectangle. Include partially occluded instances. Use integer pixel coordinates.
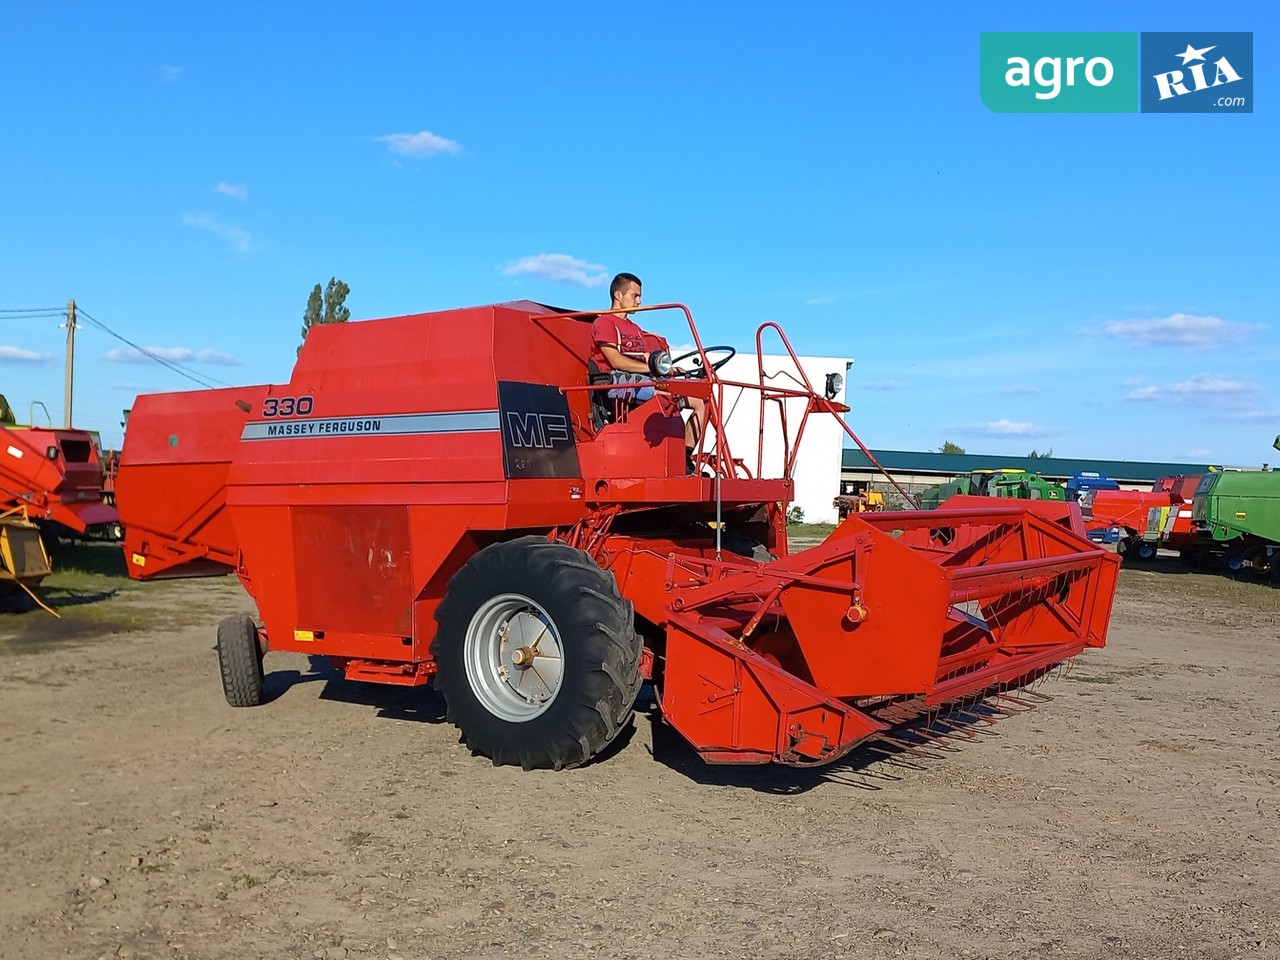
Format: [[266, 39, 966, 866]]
[[64, 299, 76, 427]]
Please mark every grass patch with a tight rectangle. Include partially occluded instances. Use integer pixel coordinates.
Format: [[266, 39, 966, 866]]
[[1069, 674, 1116, 684], [788, 522, 837, 538], [47, 541, 130, 581], [1, 536, 252, 653]]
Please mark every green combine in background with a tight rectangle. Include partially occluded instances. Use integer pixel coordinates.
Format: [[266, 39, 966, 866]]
[[1192, 468, 1280, 583], [916, 468, 1066, 511]]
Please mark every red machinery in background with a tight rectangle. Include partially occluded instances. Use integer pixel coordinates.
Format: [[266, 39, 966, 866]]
[[0, 395, 119, 545], [1143, 474, 1205, 562], [116, 301, 1119, 770], [1082, 487, 1176, 562]]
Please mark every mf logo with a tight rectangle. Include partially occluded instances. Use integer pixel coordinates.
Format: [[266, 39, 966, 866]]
[[1141, 33, 1252, 112], [506, 411, 570, 449]]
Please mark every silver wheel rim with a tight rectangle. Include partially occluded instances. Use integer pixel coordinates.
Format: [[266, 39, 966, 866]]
[[463, 593, 565, 722]]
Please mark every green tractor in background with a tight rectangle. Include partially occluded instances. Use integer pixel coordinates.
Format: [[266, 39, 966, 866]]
[[916, 468, 1065, 511]]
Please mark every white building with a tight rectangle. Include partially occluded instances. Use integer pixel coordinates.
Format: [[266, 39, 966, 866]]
[[710, 353, 852, 524]]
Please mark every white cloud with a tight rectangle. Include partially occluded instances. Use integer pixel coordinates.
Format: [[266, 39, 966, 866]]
[[1102, 313, 1263, 349], [376, 130, 461, 157], [1001, 385, 1039, 395], [105, 347, 193, 364], [1124, 374, 1261, 405], [501, 253, 609, 288], [862, 380, 909, 390], [216, 181, 247, 201], [160, 64, 181, 82], [105, 345, 239, 366], [0, 345, 53, 364], [195, 348, 240, 366], [1224, 408, 1280, 423], [182, 213, 254, 253], [955, 419, 1057, 439]]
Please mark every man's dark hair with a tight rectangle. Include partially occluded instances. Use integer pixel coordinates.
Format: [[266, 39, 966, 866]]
[[610, 272, 641, 300]]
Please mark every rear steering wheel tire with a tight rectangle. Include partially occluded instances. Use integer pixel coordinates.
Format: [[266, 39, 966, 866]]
[[432, 537, 642, 770], [216, 614, 265, 707]]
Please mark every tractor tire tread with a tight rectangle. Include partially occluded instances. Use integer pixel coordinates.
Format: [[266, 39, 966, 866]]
[[216, 614, 265, 707], [433, 537, 642, 771]]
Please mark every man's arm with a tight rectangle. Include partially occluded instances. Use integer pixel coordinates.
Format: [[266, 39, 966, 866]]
[[599, 344, 651, 375]]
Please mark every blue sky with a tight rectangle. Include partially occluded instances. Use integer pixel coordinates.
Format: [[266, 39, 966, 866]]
[[1, 2, 1274, 464]]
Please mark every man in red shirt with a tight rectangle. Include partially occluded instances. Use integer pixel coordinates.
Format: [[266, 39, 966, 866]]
[[590, 273, 708, 463]]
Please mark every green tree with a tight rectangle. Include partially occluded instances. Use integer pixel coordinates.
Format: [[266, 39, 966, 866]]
[[937, 441, 966, 455], [322, 277, 351, 325], [299, 277, 351, 353], [1027, 447, 1054, 459]]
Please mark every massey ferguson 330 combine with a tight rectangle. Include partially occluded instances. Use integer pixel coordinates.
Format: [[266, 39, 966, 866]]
[[116, 301, 1119, 769]]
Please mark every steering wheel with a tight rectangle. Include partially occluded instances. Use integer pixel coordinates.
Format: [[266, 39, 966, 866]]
[[669, 345, 736, 379]]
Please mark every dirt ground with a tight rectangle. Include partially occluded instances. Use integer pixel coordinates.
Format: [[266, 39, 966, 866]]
[[2, 552, 1279, 960]]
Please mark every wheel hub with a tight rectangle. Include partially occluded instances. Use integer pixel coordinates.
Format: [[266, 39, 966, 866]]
[[464, 594, 565, 721]]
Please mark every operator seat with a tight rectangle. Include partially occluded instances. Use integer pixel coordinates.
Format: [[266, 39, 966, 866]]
[[585, 361, 662, 433], [586, 360, 616, 431]]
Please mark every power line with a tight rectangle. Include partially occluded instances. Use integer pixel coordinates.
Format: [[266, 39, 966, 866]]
[[75, 307, 230, 389], [0, 307, 63, 314], [0, 310, 65, 320]]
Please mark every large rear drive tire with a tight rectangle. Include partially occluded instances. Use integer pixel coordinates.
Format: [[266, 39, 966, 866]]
[[216, 614, 265, 707], [433, 537, 643, 770]]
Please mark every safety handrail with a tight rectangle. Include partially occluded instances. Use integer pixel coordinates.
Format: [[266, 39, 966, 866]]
[[754, 321, 918, 509], [541, 302, 915, 505]]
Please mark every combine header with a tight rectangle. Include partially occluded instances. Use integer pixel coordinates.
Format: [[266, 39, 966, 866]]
[[116, 301, 1119, 769]]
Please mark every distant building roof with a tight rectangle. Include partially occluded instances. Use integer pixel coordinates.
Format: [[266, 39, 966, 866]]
[[841, 448, 1214, 484]]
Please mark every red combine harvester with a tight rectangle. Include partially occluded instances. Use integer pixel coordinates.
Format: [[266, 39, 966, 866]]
[[1083, 487, 1176, 562], [116, 301, 1119, 769], [0, 396, 120, 544], [1144, 474, 1204, 562]]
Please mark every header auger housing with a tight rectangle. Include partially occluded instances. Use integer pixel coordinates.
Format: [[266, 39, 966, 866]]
[[116, 300, 1118, 769]]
